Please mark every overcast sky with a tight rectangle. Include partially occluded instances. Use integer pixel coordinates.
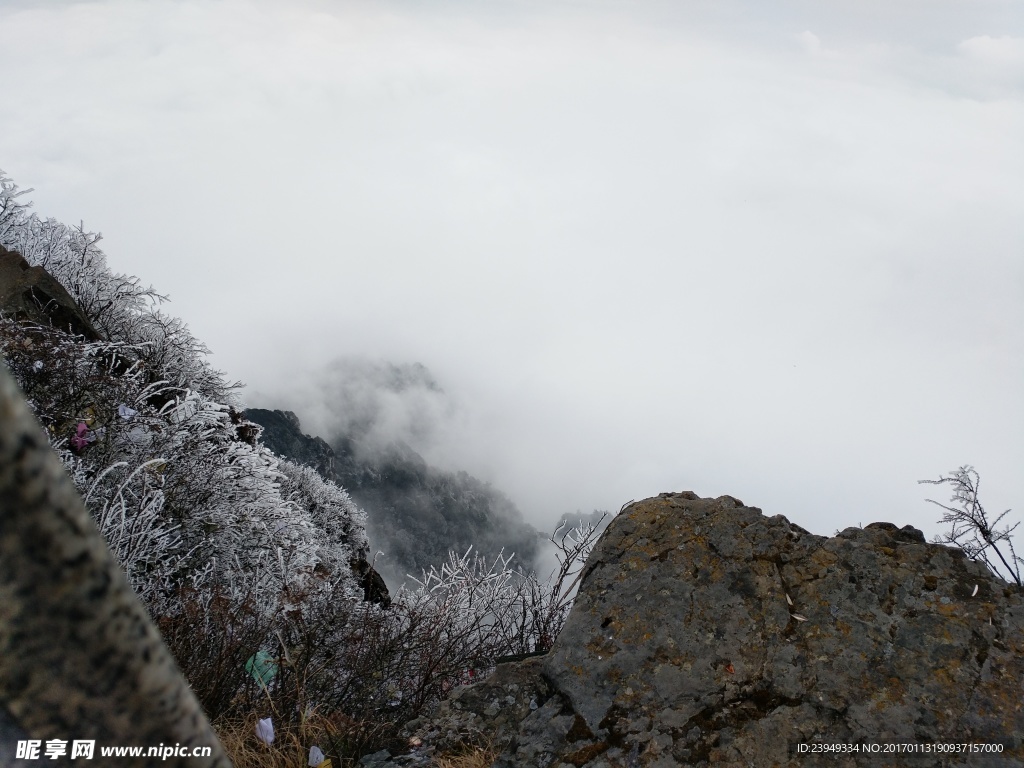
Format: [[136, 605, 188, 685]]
[[2, 0, 1021, 542]]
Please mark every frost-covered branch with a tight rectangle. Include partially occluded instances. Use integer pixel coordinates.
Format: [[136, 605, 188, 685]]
[[920, 466, 1022, 586]]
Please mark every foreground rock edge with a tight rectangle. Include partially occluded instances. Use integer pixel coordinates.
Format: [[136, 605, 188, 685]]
[[0, 363, 230, 767]]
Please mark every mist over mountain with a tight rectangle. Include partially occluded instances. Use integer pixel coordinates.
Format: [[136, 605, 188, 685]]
[[0, 172, 600, 761], [271, 358, 455, 463], [246, 377, 542, 590]]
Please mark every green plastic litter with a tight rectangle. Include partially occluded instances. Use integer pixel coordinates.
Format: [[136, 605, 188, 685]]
[[245, 650, 278, 686]]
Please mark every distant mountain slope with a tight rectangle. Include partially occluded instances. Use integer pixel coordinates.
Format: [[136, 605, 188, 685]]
[[245, 407, 540, 588], [243, 408, 337, 478]]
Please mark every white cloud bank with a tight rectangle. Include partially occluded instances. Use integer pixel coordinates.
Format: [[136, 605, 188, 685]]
[[1, 0, 1021, 540]]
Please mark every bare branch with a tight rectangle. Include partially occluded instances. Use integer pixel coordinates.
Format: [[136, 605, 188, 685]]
[[920, 466, 1021, 586]]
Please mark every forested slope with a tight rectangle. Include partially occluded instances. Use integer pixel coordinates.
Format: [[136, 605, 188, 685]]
[[0, 170, 595, 764], [246, 406, 540, 588]]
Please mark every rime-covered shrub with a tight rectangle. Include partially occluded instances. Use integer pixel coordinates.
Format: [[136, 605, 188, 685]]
[[1, 170, 238, 404], [0, 169, 367, 613], [1, 169, 608, 762], [276, 459, 370, 581]]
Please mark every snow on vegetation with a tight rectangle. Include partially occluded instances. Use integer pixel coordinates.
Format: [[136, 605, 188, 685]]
[[0, 169, 604, 764]]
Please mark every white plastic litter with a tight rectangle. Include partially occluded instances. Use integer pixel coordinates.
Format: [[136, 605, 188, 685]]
[[32, 360, 43, 372], [117, 403, 138, 420], [255, 717, 275, 745], [308, 746, 325, 766]]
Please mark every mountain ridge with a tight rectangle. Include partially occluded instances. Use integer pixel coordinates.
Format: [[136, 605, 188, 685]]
[[244, 406, 542, 590]]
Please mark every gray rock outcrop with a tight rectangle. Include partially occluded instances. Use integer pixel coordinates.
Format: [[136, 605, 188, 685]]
[[0, 246, 99, 340], [0, 362, 229, 766], [396, 492, 1024, 767]]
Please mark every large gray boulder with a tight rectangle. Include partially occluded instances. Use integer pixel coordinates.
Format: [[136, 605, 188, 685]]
[[399, 492, 1024, 767], [0, 362, 229, 766]]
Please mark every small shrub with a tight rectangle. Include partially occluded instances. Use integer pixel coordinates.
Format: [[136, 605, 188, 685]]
[[920, 465, 1022, 586], [189, 511, 611, 764]]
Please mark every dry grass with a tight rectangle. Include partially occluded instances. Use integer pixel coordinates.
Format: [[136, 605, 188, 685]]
[[433, 743, 500, 768], [215, 711, 357, 768], [218, 713, 499, 768]]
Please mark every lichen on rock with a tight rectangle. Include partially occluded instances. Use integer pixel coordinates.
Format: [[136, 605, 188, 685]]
[[392, 492, 1024, 768]]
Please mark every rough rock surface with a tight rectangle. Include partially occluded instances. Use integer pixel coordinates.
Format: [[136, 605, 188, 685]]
[[388, 492, 1024, 768], [0, 245, 99, 340], [0, 363, 228, 766]]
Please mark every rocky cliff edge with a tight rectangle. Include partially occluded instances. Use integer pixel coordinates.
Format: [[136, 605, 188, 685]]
[[380, 492, 1023, 768]]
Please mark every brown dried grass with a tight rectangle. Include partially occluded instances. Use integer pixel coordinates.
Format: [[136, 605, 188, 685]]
[[432, 742, 500, 768], [215, 711, 357, 768]]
